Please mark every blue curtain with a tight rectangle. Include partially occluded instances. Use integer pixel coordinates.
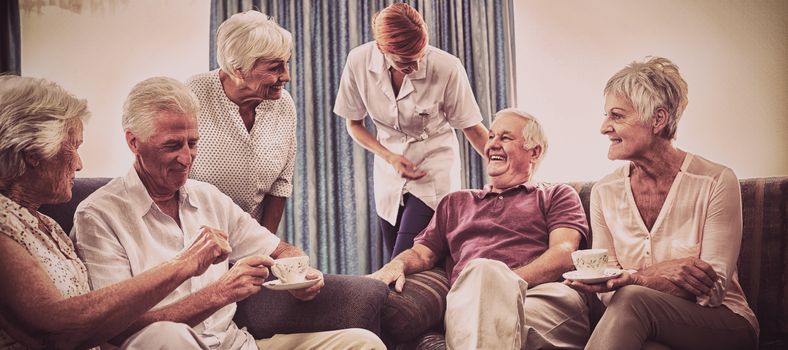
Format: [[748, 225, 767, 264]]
[[210, 0, 514, 274], [1, 0, 20, 75]]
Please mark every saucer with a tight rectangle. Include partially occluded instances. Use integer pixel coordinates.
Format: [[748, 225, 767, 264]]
[[563, 268, 623, 284], [263, 278, 320, 291]]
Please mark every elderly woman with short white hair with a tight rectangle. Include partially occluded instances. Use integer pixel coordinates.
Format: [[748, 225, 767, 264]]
[[0, 75, 230, 349], [187, 10, 295, 233], [566, 57, 758, 349]]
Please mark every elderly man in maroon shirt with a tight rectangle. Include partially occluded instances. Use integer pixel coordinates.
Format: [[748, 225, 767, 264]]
[[371, 108, 590, 349]]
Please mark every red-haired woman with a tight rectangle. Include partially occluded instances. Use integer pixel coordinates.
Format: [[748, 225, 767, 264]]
[[334, 3, 488, 261]]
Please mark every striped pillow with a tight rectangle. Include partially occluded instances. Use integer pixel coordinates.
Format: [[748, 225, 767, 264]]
[[381, 267, 450, 342]]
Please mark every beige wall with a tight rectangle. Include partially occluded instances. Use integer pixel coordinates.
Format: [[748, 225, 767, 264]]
[[513, 0, 788, 182], [21, 0, 210, 177]]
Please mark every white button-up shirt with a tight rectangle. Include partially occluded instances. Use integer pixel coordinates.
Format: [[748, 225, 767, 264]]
[[591, 153, 758, 335], [72, 168, 281, 349], [334, 42, 482, 225]]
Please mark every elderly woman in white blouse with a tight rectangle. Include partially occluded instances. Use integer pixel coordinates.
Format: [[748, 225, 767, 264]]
[[0, 76, 230, 349], [565, 57, 758, 349], [334, 3, 488, 261], [187, 10, 295, 233]]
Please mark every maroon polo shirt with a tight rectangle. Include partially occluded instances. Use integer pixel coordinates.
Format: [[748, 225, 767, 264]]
[[414, 182, 589, 285]]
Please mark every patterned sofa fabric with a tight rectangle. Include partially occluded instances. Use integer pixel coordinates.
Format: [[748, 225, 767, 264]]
[[381, 177, 788, 350]]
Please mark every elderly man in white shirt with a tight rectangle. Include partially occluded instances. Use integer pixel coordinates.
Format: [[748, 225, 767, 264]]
[[72, 77, 384, 350]]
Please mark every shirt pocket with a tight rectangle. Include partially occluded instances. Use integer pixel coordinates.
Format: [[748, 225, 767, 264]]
[[670, 239, 701, 259], [404, 103, 440, 139]]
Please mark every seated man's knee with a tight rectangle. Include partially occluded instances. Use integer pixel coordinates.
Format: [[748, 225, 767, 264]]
[[462, 258, 507, 275], [122, 321, 202, 349], [335, 328, 386, 349]]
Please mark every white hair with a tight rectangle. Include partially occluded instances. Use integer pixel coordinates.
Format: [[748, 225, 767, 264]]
[[604, 56, 688, 140], [494, 108, 548, 170], [216, 10, 293, 75], [0, 75, 89, 189], [122, 77, 200, 140]]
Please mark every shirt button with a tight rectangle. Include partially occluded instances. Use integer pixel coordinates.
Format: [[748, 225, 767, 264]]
[[498, 196, 503, 200], [645, 236, 650, 240], [645, 251, 650, 255]]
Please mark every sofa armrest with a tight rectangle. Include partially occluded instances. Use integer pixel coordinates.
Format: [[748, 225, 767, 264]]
[[233, 274, 389, 338], [381, 267, 450, 343]]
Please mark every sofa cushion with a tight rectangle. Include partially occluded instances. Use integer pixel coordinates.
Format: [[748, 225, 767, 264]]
[[40, 177, 112, 233], [381, 267, 450, 342]]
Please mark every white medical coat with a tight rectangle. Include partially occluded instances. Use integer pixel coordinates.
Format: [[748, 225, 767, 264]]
[[334, 42, 482, 225]]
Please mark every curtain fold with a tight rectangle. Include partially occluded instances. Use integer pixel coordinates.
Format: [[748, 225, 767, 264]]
[[1, 0, 21, 75], [210, 0, 513, 274]]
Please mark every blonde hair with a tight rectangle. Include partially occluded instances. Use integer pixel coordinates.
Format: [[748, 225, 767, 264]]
[[604, 56, 688, 140], [372, 3, 428, 58], [0, 76, 89, 189], [122, 77, 200, 140], [494, 108, 548, 170], [217, 10, 293, 75]]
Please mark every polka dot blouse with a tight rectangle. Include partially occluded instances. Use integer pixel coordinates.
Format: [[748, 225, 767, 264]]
[[186, 70, 297, 220]]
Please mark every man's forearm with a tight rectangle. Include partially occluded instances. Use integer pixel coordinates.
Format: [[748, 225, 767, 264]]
[[391, 246, 436, 275], [513, 245, 575, 287], [270, 241, 305, 259]]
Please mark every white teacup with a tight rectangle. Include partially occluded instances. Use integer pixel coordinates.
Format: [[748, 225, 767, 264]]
[[571, 249, 608, 276], [271, 256, 310, 283]]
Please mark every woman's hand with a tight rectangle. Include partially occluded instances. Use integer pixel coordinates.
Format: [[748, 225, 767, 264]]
[[640, 257, 718, 297], [565, 271, 636, 293], [386, 153, 427, 179]]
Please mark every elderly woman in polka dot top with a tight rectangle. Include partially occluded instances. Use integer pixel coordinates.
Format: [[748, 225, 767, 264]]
[[186, 10, 296, 233], [0, 76, 230, 349]]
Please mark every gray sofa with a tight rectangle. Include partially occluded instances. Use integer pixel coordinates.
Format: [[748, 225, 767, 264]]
[[40, 177, 788, 349]]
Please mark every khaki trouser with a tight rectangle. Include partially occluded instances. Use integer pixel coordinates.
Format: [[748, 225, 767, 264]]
[[586, 285, 757, 350], [445, 258, 590, 350], [120, 321, 385, 350]]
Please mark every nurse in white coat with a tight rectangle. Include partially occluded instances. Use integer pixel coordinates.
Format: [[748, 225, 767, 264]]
[[333, 3, 488, 261]]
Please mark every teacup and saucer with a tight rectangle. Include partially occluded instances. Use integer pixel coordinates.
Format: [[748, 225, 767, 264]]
[[562, 249, 623, 284], [263, 256, 321, 290]]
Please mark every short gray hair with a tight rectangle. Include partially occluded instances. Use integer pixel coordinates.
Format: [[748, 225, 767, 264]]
[[122, 77, 200, 140], [604, 56, 688, 140], [0, 75, 89, 189], [494, 108, 548, 170], [216, 11, 293, 75]]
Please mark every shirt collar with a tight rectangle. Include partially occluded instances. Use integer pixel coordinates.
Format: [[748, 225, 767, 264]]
[[122, 167, 199, 218], [475, 181, 538, 199], [368, 43, 429, 81]]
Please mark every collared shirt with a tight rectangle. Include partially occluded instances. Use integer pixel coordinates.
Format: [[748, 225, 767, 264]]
[[334, 42, 483, 225], [414, 182, 589, 285], [72, 168, 281, 349], [0, 194, 95, 350], [591, 152, 758, 335], [186, 70, 297, 220]]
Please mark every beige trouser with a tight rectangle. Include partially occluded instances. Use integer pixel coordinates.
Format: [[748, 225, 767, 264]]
[[445, 258, 590, 350], [586, 285, 757, 350], [119, 321, 385, 350]]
